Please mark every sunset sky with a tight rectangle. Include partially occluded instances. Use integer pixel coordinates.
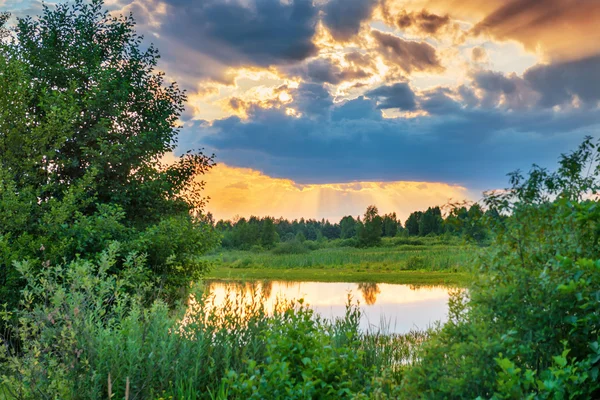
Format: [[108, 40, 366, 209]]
[[6, 0, 600, 221]]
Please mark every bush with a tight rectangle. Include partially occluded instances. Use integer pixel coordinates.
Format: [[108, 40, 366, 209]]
[[404, 255, 426, 270], [401, 139, 600, 398], [303, 240, 321, 251], [272, 241, 309, 255], [0, 248, 406, 399]]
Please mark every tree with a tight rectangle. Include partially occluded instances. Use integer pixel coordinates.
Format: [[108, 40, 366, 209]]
[[0, 0, 218, 305], [357, 205, 383, 247], [405, 211, 422, 236], [419, 207, 443, 236], [382, 213, 399, 237], [340, 216, 358, 239], [260, 217, 278, 249]]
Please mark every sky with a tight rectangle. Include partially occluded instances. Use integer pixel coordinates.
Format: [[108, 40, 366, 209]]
[[5, 0, 600, 222]]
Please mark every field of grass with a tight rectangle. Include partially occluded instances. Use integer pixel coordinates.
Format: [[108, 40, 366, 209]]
[[204, 238, 476, 286]]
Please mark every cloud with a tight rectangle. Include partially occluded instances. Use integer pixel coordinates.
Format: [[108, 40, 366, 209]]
[[201, 163, 473, 221], [290, 82, 334, 117], [523, 54, 600, 108], [371, 30, 443, 74], [469, 0, 600, 61], [322, 0, 378, 41], [288, 57, 371, 84], [471, 47, 488, 63], [395, 9, 452, 35], [161, 0, 318, 66], [365, 82, 417, 110], [468, 55, 600, 110], [181, 93, 600, 189]]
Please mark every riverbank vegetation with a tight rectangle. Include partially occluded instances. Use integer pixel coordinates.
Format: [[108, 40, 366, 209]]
[[1, 2, 599, 398], [204, 236, 473, 285]]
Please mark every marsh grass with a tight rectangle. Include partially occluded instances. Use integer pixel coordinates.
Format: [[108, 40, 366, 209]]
[[0, 252, 428, 399], [206, 244, 473, 272]]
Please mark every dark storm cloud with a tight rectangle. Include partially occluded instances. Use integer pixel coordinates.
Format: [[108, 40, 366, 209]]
[[371, 30, 443, 74], [419, 88, 462, 115], [322, 0, 378, 41], [290, 83, 334, 118], [365, 82, 417, 110]]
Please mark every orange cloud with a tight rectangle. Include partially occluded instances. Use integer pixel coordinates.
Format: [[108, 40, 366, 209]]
[[381, 0, 600, 62], [201, 164, 474, 222]]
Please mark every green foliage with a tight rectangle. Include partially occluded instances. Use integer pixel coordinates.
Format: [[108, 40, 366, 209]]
[[272, 241, 310, 255], [340, 215, 359, 239], [382, 213, 401, 237], [405, 211, 422, 236], [260, 217, 278, 249], [418, 206, 443, 236], [401, 138, 600, 398], [207, 238, 470, 273], [357, 205, 383, 247], [222, 305, 369, 399], [0, 250, 413, 399], [0, 0, 218, 306]]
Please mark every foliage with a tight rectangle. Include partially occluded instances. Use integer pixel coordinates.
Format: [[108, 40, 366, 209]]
[[0, 0, 218, 307], [357, 205, 384, 247], [0, 249, 414, 399], [418, 207, 443, 236], [271, 240, 310, 255], [401, 138, 600, 398]]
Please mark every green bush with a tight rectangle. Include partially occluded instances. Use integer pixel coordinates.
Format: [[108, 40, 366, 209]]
[[0, 247, 410, 399], [404, 255, 426, 270], [401, 138, 600, 398], [272, 241, 310, 255], [303, 240, 321, 251]]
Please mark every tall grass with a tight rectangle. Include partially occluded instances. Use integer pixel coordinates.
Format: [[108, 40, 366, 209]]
[[206, 244, 473, 272], [0, 250, 428, 399]]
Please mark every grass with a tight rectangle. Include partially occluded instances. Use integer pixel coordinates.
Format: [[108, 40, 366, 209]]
[[203, 239, 476, 286]]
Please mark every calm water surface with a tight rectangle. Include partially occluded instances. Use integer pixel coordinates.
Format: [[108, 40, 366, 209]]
[[203, 281, 454, 334]]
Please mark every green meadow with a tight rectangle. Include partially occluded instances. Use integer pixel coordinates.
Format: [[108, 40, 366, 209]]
[[204, 237, 474, 285]]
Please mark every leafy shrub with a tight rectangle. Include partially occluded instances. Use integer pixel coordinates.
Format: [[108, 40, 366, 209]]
[[230, 258, 255, 269], [272, 241, 309, 255], [401, 138, 600, 398], [404, 255, 426, 270], [303, 240, 321, 251], [0, 248, 407, 399]]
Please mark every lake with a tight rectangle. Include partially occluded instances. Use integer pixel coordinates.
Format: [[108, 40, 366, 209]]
[[202, 280, 454, 334]]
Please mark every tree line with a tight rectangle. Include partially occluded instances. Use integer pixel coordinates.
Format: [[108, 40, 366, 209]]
[[213, 203, 491, 250]]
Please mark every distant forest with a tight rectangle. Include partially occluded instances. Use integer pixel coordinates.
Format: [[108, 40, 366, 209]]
[[211, 203, 492, 250]]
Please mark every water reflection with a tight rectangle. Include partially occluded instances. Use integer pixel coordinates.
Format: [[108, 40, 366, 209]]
[[357, 282, 381, 305], [202, 280, 453, 334]]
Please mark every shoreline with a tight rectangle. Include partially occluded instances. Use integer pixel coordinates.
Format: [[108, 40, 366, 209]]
[[206, 266, 470, 286]]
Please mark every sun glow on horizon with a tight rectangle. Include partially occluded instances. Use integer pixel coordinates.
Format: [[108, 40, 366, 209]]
[[200, 163, 475, 222]]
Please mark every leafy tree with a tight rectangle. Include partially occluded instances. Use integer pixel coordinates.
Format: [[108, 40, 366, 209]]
[[405, 211, 422, 236], [357, 205, 382, 247], [340, 216, 358, 239], [418, 207, 443, 236], [382, 213, 399, 237], [260, 217, 278, 249], [0, 0, 218, 305]]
